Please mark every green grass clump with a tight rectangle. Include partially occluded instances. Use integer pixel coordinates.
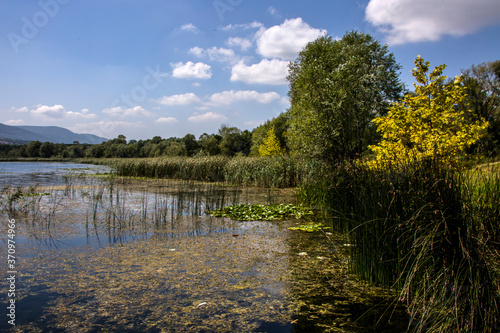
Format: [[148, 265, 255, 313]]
[[206, 203, 314, 221]]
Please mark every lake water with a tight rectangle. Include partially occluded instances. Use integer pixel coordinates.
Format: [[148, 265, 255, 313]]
[[0, 162, 408, 332], [0, 162, 302, 332]]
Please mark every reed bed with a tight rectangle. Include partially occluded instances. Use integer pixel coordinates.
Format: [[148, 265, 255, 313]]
[[298, 159, 500, 332], [91, 155, 330, 188]]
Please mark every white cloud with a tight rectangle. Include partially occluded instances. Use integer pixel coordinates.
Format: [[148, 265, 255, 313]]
[[155, 117, 178, 124], [365, 0, 500, 45], [231, 59, 289, 85], [256, 17, 327, 60], [155, 93, 201, 106], [207, 90, 282, 106], [29, 104, 97, 120], [171, 61, 212, 79], [31, 104, 66, 118], [102, 106, 152, 117], [189, 46, 238, 63], [221, 21, 264, 31], [11, 106, 29, 113], [226, 37, 252, 51], [5, 119, 24, 125], [179, 23, 199, 33], [65, 108, 97, 120], [188, 112, 227, 122]]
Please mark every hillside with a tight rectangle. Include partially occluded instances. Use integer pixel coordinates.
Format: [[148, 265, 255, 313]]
[[0, 123, 108, 144]]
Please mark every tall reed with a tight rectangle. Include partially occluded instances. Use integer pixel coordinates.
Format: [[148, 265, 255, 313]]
[[298, 159, 500, 332], [97, 155, 331, 188]]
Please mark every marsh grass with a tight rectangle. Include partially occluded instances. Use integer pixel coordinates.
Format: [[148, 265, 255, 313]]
[[91, 155, 331, 188], [298, 159, 500, 332]]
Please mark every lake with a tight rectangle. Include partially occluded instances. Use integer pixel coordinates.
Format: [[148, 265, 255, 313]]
[[0, 162, 408, 332]]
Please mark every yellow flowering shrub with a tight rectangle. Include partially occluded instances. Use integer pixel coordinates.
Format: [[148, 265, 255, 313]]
[[367, 56, 489, 169]]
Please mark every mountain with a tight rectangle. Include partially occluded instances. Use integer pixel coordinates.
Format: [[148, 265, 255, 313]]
[[0, 123, 108, 144]]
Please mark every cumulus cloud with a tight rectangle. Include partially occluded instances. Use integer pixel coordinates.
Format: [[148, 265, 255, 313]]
[[256, 17, 327, 60], [171, 61, 212, 79], [30, 104, 97, 120], [31, 104, 66, 118], [207, 90, 282, 106], [365, 0, 500, 44], [226, 37, 252, 51], [189, 46, 239, 63], [179, 23, 199, 33], [102, 106, 152, 117], [188, 112, 227, 122], [155, 117, 178, 124], [155, 93, 201, 106], [230, 59, 289, 85]]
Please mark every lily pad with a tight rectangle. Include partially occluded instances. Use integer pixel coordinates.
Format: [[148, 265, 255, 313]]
[[206, 203, 314, 221]]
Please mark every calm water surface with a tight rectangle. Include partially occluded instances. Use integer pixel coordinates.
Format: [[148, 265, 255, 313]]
[[0, 162, 301, 332], [0, 162, 408, 332]]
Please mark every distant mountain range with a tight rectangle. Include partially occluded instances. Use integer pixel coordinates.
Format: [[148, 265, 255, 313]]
[[0, 123, 108, 144]]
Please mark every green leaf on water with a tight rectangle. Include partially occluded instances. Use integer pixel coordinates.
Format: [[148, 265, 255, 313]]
[[206, 203, 314, 221]]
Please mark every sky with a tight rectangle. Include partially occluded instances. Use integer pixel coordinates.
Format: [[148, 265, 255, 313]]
[[1, 0, 500, 141]]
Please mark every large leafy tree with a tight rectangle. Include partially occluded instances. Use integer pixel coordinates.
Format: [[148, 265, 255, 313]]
[[368, 56, 489, 168], [287, 31, 404, 162], [461, 60, 500, 156]]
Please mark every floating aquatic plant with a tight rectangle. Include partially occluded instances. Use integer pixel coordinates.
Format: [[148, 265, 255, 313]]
[[288, 223, 330, 232], [206, 203, 314, 221]]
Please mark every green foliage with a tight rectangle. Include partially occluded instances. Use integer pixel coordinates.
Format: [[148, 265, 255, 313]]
[[287, 31, 404, 162], [461, 60, 500, 156], [288, 222, 329, 232], [207, 203, 313, 221], [250, 112, 289, 156], [218, 125, 252, 156], [368, 56, 489, 169], [258, 125, 284, 157]]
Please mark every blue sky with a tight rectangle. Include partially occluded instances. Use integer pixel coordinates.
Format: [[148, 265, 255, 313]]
[[1, 0, 499, 140]]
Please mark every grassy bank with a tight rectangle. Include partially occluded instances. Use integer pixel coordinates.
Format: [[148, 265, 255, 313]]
[[298, 160, 500, 332]]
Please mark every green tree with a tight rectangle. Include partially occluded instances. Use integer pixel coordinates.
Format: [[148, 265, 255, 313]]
[[368, 56, 489, 168], [258, 125, 285, 156], [40, 142, 56, 158], [199, 133, 221, 156], [250, 112, 289, 156], [26, 140, 42, 157], [287, 31, 404, 162], [182, 134, 200, 156], [218, 125, 247, 156], [461, 60, 500, 156]]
